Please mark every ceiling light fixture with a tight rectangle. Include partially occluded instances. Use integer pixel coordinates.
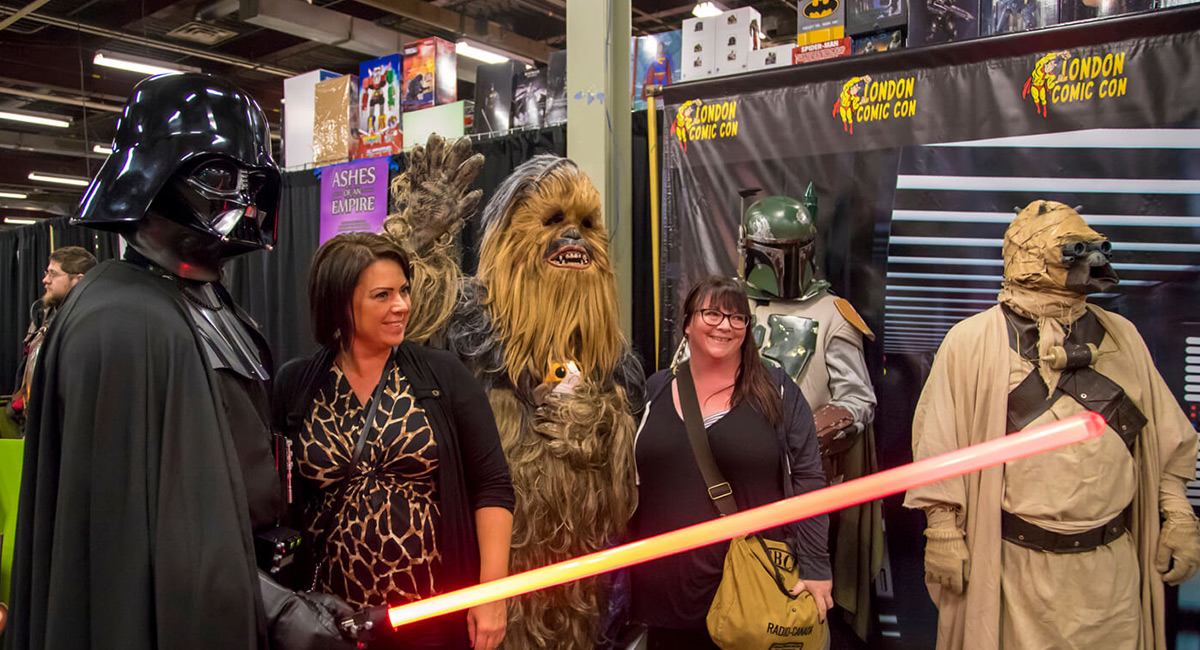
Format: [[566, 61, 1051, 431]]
[[0, 110, 71, 128], [93, 144, 114, 155], [693, 2, 727, 17], [28, 172, 91, 187], [455, 41, 510, 65], [94, 50, 200, 76], [4, 217, 37, 225], [0, 191, 29, 199]]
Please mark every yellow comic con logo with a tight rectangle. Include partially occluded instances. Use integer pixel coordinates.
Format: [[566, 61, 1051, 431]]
[[671, 99, 740, 151], [831, 75, 916, 135], [1022, 50, 1128, 117]]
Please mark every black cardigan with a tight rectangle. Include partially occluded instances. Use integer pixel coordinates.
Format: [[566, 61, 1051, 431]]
[[642, 366, 831, 580], [273, 342, 516, 599]]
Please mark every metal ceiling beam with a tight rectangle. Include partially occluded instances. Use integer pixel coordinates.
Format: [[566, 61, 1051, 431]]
[[0, 0, 51, 31], [0, 128, 109, 159], [241, 0, 418, 57], [352, 0, 551, 63], [0, 85, 122, 112], [0, 4, 300, 77], [0, 198, 72, 217]]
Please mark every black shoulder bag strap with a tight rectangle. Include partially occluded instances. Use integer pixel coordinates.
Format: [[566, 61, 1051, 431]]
[[677, 361, 794, 597], [309, 359, 390, 589], [676, 361, 737, 518]]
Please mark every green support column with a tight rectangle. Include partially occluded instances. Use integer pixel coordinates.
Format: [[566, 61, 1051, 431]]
[[567, 0, 633, 337]]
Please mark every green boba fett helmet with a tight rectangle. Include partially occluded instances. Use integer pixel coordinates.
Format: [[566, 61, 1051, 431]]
[[739, 184, 824, 300]]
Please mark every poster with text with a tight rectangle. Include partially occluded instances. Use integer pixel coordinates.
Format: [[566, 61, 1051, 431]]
[[319, 158, 389, 245]]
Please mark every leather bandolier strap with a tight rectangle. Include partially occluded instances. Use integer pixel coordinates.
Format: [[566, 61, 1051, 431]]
[[1001, 304, 1143, 553], [1002, 305, 1146, 452]]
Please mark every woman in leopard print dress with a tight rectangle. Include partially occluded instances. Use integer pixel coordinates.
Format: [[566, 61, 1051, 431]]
[[276, 233, 515, 650]]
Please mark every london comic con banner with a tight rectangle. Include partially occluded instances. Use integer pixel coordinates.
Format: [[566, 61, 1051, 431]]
[[658, 7, 1200, 358]]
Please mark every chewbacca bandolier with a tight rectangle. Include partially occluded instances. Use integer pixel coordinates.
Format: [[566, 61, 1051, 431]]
[[384, 139, 644, 649]]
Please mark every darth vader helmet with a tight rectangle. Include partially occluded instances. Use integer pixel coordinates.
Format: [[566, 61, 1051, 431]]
[[75, 73, 280, 281]]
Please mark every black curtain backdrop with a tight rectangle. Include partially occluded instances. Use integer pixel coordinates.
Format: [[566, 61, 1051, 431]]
[[0, 219, 119, 395], [1, 124, 658, 394], [225, 122, 657, 372]]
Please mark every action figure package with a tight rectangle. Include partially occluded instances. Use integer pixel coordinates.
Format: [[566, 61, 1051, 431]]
[[512, 66, 547, 128], [983, 0, 1059, 34], [847, 0, 909, 36], [1056, 0, 1152, 24], [682, 16, 716, 80], [313, 74, 359, 166], [909, 0, 980, 45], [402, 37, 456, 112], [546, 50, 567, 125], [356, 54, 402, 159], [282, 69, 337, 170], [715, 7, 761, 75], [633, 30, 681, 110], [473, 60, 516, 136], [798, 0, 847, 45], [852, 29, 905, 54], [750, 44, 797, 70]]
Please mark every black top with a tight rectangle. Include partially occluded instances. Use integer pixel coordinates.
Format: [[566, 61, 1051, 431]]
[[7, 260, 274, 650], [630, 397, 786, 629]]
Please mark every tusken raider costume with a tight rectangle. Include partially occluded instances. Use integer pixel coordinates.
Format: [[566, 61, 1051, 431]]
[[904, 200, 1200, 650], [5, 73, 354, 650]]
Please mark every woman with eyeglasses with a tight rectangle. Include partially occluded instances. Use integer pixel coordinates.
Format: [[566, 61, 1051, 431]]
[[629, 275, 831, 649]]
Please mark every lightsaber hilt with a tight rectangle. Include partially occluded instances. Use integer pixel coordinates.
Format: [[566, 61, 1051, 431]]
[[339, 606, 390, 645]]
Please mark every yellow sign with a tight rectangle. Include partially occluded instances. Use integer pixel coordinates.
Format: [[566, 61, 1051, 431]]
[[831, 75, 917, 135], [1022, 50, 1128, 117], [671, 99, 741, 150]]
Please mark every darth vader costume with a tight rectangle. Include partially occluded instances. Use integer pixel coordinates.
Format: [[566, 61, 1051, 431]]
[[5, 74, 352, 650]]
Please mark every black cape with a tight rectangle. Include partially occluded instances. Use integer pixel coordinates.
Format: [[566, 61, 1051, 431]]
[[5, 260, 270, 650]]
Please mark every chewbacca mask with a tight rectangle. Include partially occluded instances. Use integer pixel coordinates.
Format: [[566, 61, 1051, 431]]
[[476, 154, 623, 386], [467, 155, 637, 649]]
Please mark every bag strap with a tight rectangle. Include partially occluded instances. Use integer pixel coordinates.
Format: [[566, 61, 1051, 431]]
[[676, 361, 737, 518], [309, 359, 390, 551], [757, 534, 798, 599]]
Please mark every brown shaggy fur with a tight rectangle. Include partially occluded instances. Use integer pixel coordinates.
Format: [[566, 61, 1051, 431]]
[[381, 210, 460, 345], [477, 165, 624, 386], [475, 160, 638, 649]]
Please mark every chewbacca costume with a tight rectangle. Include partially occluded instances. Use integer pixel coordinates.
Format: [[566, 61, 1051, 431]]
[[384, 140, 644, 649], [904, 201, 1200, 650]]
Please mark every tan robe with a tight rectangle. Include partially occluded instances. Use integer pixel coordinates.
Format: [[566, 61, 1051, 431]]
[[904, 304, 1198, 650]]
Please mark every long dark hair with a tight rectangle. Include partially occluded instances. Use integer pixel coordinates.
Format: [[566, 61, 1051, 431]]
[[681, 275, 782, 428]]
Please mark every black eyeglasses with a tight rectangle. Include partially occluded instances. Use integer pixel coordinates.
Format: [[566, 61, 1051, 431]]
[[698, 308, 750, 330]]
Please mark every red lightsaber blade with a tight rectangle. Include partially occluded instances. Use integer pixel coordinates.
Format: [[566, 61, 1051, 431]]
[[385, 412, 1105, 629]]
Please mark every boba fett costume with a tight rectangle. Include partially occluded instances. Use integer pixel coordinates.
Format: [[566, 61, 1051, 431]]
[[739, 188, 883, 640]]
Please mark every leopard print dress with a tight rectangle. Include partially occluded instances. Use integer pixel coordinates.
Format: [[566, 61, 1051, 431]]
[[296, 362, 442, 609]]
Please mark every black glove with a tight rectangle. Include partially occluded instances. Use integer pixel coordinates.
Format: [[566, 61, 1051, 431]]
[[259, 571, 356, 650]]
